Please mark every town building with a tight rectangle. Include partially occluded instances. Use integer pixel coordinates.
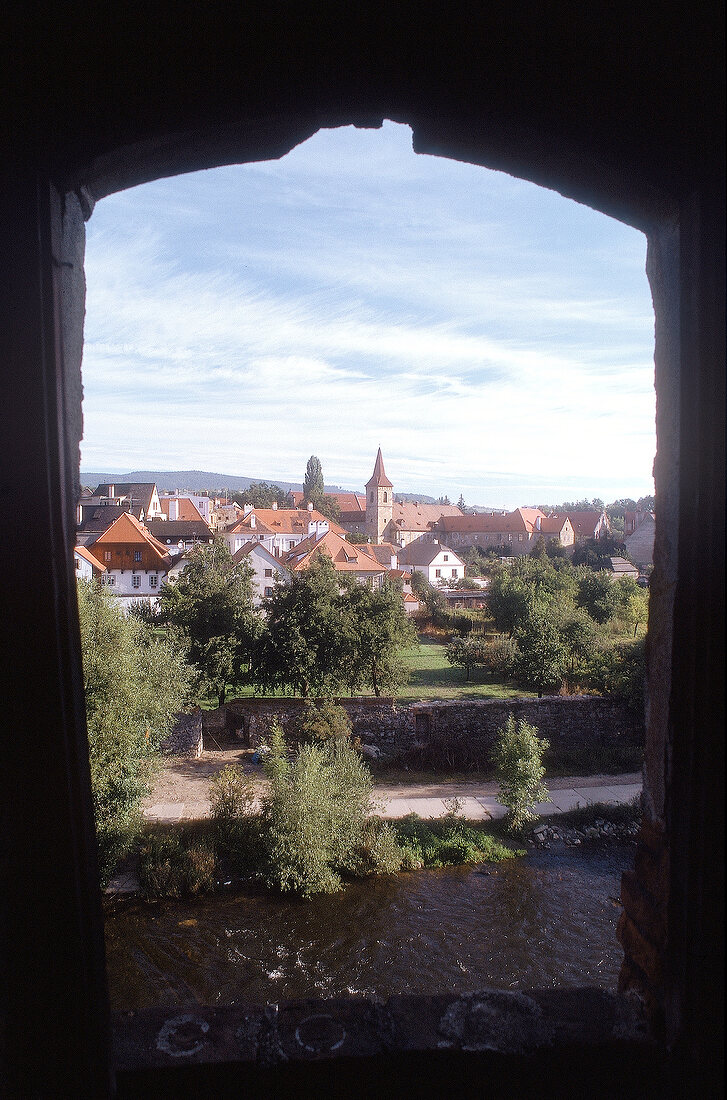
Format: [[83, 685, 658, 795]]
[[90, 511, 172, 611], [73, 545, 106, 581], [624, 510, 656, 570], [397, 537, 466, 585], [222, 504, 343, 558], [284, 528, 387, 587], [231, 541, 291, 605]]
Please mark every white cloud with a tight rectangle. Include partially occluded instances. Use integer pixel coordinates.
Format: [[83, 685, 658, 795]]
[[81, 122, 655, 506]]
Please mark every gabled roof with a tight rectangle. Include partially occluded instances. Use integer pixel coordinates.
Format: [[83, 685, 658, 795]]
[[93, 511, 171, 564], [369, 541, 400, 567], [227, 507, 346, 538], [232, 541, 288, 571], [291, 490, 366, 514], [538, 515, 572, 535], [147, 519, 213, 542], [548, 510, 609, 538], [159, 498, 204, 521], [398, 537, 464, 568], [285, 529, 385, 574], [365, 448, 393, 489], [73, 545, 106, 573], [437, 508, 543, 534], [93, 482, 157, 518]]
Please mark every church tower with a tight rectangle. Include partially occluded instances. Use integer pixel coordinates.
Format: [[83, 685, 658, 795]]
[[365, 448, 393, 543]]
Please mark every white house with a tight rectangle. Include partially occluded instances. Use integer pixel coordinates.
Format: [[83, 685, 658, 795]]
[[397, 537, 466, 585], [231, 541, 291, 606], [73, 545, 106, 581], [91, 511, 172, 612], [223, 505, 340, 558]]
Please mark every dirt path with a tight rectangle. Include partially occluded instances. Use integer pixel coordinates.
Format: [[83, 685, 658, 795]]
[[144, 747, 641, 812]]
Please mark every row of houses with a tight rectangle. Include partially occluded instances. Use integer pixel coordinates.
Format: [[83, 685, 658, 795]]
[[74, 452, 654, 611]]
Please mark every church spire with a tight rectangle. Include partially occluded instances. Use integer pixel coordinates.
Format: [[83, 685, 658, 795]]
[[366, 447, 393, 489]]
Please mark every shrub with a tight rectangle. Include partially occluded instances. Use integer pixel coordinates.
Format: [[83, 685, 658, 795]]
[[394, 813, 522, 868], [292, 700, 353, 745], [138, 831, 217, 899], [262, 737, 380, 898], [210, 764, 257, 821], [492, 714, 550, 834]]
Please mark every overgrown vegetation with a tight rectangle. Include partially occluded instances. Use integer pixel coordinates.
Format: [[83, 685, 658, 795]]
[[492, 714, 550, 834], [135, 708, 528, 900], [78, 580, 193, 884]]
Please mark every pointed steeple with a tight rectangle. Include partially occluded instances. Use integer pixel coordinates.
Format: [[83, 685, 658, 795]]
[[366, 447, 393, 489]]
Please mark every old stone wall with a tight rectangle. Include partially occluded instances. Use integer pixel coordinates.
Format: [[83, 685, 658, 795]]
[[202, 695, 643, 770], [160, 711, 203, 758]]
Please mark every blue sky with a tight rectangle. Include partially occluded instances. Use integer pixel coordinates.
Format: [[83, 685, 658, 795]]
[[81, 121, 655, 508]]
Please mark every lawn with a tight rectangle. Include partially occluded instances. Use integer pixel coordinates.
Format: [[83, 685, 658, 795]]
[[197, 638, 532, 708], [396, 640, 534, 702]]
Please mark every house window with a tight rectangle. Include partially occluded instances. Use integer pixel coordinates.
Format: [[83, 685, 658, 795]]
[[383, 492, 387, 502], [264, 586, 273, 597], [107, 575, 115, 586], [103, 551, 111, 562], [75, 558, 81, 570], [435, 569, 441, 577], [452, 568, 458, 577], [134, 550, 142, 562], [508, 534, 513, 541], [264, 568, 273, 577], [149, 575, 158, 588], [518, 534, 523, 541], [132, 575, 141, 588], [443, 554, 449, 561]]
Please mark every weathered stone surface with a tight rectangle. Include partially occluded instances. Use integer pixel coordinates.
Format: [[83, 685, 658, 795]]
[[160, 711, 203, 758], [203, 695, 643, 770]]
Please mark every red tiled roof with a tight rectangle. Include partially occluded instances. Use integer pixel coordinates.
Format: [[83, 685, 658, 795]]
[[548, 511, 608, 538], [93, 511, 171, 564], [74, 545, 106, 572], [285, 530, 384, 574], [160, 498, 205, 521]]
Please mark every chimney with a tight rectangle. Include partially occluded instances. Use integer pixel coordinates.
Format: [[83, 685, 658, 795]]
[[307, 502, 313, 512], [168, 499, 179, 521], [272, 501, 278, 510], [535, 515, 541, 531], [244, 504, 254, 516]]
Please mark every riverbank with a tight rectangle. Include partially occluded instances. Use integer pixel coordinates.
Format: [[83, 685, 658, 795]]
[[142, 744, 642, 826]]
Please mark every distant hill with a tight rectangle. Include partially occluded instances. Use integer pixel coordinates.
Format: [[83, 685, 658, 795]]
[[80, 469, 484, 506], [79, 469, 351, 495]]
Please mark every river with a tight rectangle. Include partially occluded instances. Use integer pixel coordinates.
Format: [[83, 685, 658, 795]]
[[104, 842, 630, 1009]]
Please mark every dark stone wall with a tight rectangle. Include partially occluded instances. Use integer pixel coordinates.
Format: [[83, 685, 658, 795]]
[[204, 695, 643, 771]]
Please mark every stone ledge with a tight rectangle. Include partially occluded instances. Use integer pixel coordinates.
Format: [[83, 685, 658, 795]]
[[112, 987, 650, 1073]]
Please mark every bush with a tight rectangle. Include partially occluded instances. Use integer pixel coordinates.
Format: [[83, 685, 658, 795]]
[[292, 700, 353, 745], [209, 764, 257, 821], [492, 714, 550, 834], [262, 736, 380, 898], [209, 763, 259, 869], [138, 833, 217, 899], [394, 813, 522, 868]]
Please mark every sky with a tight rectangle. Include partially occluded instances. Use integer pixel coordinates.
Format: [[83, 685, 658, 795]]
[[81, 120, 656, 509]]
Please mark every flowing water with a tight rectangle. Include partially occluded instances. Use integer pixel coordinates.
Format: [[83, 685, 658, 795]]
[[104, 844, 630, 1010]]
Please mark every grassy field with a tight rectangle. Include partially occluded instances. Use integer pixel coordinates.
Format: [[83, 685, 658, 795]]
[[197, 638, 532, 708], [396, 640, 533, 702]]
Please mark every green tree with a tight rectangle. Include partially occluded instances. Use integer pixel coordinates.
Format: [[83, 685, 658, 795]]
[[158, 540, 259, 705], [235, 481, 293, 509], [77, 580, 193, 882], [514, 608, 569, 694], [575, 569, 619, 624], [492, 714, 550, 834], [445, 635, 491, 681], [303, 455, 325, 502], [258, 554, 345, 696], [343, 579, 416, 696], [457, 494, 466, 512]]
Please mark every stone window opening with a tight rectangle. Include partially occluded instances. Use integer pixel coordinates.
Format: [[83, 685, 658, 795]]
[[3, 15, 722, 1095]]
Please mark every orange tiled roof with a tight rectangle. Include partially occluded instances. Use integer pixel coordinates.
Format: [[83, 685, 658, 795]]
[[392, 501, 462, 532], [74, 545, 106, 572], [160, 498, 205, 521], [285, 530, 384, 574], [92, 511, 171, 562], [228, 507, 346, 537]]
